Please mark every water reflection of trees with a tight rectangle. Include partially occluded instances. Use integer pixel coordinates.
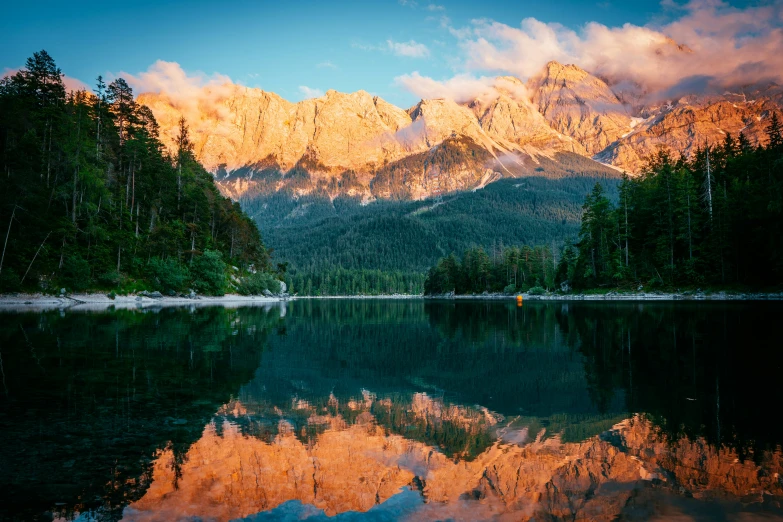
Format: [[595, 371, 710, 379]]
[[229, 300, 622, 461], [2, 300, 779, 520], [0, 305, 283, 521], [558, 301, 783, 458], [273, 300, 783, 459]]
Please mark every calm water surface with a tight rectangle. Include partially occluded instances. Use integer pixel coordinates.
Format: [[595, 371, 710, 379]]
[[1, 300, 782, 521]]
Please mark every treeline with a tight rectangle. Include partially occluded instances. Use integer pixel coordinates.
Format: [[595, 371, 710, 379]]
[[425, 120, 783, 294], [0, 51, 276, 295], [287, 267, 425, 296], [245, 171, 618, 296], [567, 122, 783, 289], [245, 162, 617, 275], [423, 243, 560, 295]]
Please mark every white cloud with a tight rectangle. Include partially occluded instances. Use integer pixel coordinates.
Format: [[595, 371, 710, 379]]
[[355, 39, 431, 58], [115, 61, 240, 148], [395, 72, 528, 103], [426, 4, 445, 11], [121, 60, 233, 100], [386, 39, 431, 58], [352, 42, 377, 51], [316, 61, 338, 69], [399, 0, 783, 102], [298, 85, 325, 99]]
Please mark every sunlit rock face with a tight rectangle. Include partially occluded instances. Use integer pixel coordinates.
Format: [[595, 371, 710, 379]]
[[122, 399, 783, 522], [527, 61, 632, 156], [595, 97, 781, 172], [139, 61, 783, 199], [138, 81, 605, 201]]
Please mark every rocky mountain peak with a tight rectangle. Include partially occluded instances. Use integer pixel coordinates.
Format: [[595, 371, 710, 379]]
[[541, 60, 591, 83], [527, 61, 632, 155], [137, 60, 783, 199]]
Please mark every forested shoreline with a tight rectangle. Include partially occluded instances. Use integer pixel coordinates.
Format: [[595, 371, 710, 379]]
[[4, 51, 781, 300], [0, 51, 282, 296], [425, 122, 783, 295], [246, 164, 616, 296]]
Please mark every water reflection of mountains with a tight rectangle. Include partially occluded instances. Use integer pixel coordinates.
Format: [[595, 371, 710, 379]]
[[0, 305, 284, 521], [259, 299, 783, 456], [0, 299, 781, 521]]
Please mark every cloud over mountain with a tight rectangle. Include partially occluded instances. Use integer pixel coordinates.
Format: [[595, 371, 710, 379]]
[[400, 0, 783, 102], [122, 60, 238, 141], [395, 73, 528, 103]]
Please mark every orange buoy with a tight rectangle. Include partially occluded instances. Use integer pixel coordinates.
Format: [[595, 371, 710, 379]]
[[516, 294, 523, 306]]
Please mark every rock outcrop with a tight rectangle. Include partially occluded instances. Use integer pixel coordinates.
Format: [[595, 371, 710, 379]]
[[595, 96, 782, 171], [528, 61, 632, 156], [138, 62, 783, 200]]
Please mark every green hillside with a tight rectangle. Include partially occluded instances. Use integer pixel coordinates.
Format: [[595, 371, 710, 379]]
[[240, 153, 621, 295]]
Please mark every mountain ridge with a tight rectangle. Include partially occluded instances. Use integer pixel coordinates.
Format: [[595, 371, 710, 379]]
[[138, 61, 783, 202]]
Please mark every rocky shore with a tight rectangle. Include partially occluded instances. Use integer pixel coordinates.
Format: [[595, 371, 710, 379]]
[[3, 290, 782, 310], [0, 292, 285, 311]]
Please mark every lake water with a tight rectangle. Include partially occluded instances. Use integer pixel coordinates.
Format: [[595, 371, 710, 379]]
[[1, 299, 782, 521]]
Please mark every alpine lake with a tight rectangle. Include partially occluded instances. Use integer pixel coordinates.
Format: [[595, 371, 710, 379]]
[[1, 299, 782, 521]]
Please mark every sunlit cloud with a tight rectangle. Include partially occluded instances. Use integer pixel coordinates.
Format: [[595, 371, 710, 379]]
[[120, 60, 233, 100], [117, 60, 238, 144], [399, 0, 783, 102], [395, 72, 528, 103]]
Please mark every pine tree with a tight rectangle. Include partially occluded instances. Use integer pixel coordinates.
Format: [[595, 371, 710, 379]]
[[0, 50, 273, 294], [767, 112, 783, 150]]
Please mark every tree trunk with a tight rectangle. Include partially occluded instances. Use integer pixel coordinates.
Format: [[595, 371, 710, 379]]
[[687, 191, 692, 260], [624, 198, 629, 267], [0, 206, 17, 276], [131, 159, 135, 214], [46, 120, 52, 187], [21, 231, 52, 285], [72, 167, 78, 224]]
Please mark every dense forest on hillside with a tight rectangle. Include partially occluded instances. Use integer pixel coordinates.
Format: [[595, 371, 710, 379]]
[[242, 157, 619, 295], [0, 51, 278, 296], [425, 124, 783, 294]]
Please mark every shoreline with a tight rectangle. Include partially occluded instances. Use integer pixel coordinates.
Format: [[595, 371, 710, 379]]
[[0, 292, 285, 311], [292, 294, 422, 300], [427, 291, 783, 301], [1, 290, 782, 310]]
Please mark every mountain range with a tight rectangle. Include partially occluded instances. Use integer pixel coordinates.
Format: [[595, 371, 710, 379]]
[[139, 60, 783, 202], [136, 60, 783, 286]]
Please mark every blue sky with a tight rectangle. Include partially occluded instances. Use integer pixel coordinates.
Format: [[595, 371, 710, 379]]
[[0, 0, 772, 107]]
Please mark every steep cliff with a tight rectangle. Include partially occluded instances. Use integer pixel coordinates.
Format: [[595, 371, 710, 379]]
[[527, 61, 632, 156], [138, 63, 782, 199]]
